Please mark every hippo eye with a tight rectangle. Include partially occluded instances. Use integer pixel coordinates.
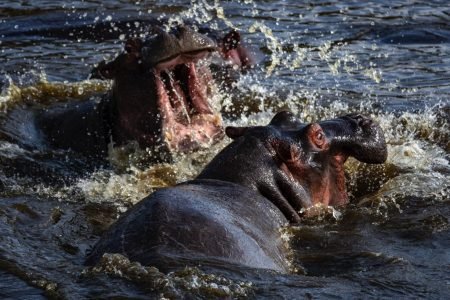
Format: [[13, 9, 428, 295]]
[[307, 123, 327, 150], [314, 130, 326, 148]]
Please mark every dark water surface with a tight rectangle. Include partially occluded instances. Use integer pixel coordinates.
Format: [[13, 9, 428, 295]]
[[0, 0, 449, 299]]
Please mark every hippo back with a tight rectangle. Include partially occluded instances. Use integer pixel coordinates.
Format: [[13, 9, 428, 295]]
[[85, 179, 290, 272], [36, 99, 111, 159]]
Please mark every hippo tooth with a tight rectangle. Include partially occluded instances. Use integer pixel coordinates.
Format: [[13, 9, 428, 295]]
[[165, 131, 173, 142], [165, 70, 191, 124]]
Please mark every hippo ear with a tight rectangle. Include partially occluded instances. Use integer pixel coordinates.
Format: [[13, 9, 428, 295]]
[[90, 60, 116, 80], [222, 29, 241, 51], [305, 123, 329, 151], [225, 126, 248, 139], [124, 38, 143, 57], [269, 111, 303, 128]]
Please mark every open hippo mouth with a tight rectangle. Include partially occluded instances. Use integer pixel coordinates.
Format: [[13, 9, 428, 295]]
[[95, 26, 226, 156], [139, 27, 224, 153], [33, 25, 256, 163], [154, 57, 223, 153]]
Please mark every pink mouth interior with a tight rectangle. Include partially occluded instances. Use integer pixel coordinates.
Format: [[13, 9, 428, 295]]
[[153, 51, 224, 153], [154, 50, 212, 71]]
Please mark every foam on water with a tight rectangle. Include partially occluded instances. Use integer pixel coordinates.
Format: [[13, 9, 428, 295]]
[[74, 139, 230, 206], [84, 253, 254, 298]]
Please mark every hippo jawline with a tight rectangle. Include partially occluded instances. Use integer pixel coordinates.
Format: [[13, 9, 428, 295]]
[[152, 50, 224, 153]]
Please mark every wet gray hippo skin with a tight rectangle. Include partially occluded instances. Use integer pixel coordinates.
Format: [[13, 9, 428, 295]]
[[85, 111, 387, 272], [37, 26, 252, 162]]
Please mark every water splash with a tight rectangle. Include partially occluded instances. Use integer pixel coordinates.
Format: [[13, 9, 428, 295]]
[[249, 22, 284, 76], [0, 75, 110, 112], [164, 0, 235, 31], [84, 253, 254, 298]]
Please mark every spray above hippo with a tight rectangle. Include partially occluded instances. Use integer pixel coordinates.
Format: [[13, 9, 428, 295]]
[[32, 26, 255, 163], [86, 111, 387, 272]]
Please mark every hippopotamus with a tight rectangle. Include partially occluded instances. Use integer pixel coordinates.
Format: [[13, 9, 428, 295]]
[[35, 26, 253, 163], [85, 111, 387, 272]]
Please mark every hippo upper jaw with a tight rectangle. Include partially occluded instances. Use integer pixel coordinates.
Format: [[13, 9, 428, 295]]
[[140, 25, 217, 68], [319, 114, 388, 164]]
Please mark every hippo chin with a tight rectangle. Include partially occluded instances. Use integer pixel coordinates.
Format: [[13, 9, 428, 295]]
[[37, 26, 252, 162], [85, 111, 387, 272]]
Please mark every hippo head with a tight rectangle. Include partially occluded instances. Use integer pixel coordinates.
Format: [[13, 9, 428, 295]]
[[218, 29, 256, 68], [92, 26, 224, 157], [197, 111, 387, 223]]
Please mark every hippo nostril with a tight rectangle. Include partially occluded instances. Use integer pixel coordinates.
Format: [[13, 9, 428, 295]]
[[353, 114, 364, 121], [346, 114, 373, 128], [360, 118, 373, 128]]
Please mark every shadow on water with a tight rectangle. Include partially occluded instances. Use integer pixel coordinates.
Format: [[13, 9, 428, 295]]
[[0, 0, 449, 298]]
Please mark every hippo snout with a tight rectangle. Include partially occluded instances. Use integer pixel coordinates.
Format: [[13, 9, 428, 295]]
[[336, 114, 388, 164], [346, 113, 373, 129]]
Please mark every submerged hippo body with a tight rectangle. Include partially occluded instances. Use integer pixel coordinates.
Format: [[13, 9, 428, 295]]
[[35, 26, 253, 162], [86, 111, 387, 272], [86, 180, 289, 271]]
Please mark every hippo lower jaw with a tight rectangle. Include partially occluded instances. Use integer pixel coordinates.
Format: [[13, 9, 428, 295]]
[[282, 153, 348, 209], [154, 59, 224, 153]]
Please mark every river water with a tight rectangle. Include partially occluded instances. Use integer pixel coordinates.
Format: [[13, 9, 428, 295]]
[[0, 0, 449, 299]]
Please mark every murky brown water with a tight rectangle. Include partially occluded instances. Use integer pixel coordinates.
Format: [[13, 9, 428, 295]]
[[0, 1, 449, 299]]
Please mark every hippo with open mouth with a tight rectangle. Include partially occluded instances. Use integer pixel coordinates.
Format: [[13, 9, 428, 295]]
[[36, 26, 252, 162], [85, 111, 387, 272]]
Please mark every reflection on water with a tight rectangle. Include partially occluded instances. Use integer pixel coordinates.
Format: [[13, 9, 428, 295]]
[[0, 0, 449, 298]]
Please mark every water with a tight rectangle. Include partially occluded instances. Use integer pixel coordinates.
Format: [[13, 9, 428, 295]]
[[0, 0, 449, 298]]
